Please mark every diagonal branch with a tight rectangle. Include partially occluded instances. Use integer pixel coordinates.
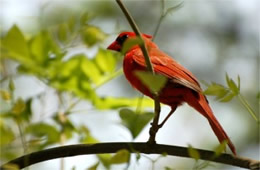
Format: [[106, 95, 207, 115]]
[[116, 0, 162, 145], [1, 142, 259, 170], [116, 0, 154, 73]]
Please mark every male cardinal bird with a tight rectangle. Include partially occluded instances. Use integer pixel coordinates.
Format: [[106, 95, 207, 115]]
[[107, 32, 236, 155]]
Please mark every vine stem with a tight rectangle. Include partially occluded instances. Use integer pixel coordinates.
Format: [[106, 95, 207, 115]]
[[116, 0, 162, 144], [16, 122, 27, 154], [237, 94, 259, 123], [16, 121, 29, 170]]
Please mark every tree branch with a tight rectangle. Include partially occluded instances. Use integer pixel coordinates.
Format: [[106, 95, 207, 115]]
[[1, 142, 259, 170], [116, 0, 162, 145]]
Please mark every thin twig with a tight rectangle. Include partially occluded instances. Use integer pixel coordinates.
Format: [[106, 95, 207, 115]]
[[115, 0, 154, 73], [1, 142, 259, 170], [152, 15, 164, 41], [152, 0, 183, 41]]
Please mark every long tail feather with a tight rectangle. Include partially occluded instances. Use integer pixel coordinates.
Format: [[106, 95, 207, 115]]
[[187, 93, 237, 155]]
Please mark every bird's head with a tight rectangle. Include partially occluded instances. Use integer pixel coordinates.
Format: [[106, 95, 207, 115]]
[[107, 32, 152, 52]]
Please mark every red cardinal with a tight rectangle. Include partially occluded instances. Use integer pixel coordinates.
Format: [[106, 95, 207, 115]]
[[107, 32, 236, 155]]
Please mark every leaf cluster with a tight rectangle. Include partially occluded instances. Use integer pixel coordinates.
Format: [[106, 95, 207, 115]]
[[0, 13, 155, 168], [204, 74, 240, 102], [204, 74, 258, 122]]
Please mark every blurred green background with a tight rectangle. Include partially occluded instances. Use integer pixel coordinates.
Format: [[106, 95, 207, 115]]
[[0, 0, 259, 169]]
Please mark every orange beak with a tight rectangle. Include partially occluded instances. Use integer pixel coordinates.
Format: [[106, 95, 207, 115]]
[[107, 41, 121, 52]]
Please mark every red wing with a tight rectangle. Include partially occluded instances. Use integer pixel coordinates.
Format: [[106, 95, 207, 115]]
[[132, 49, 202, 93]]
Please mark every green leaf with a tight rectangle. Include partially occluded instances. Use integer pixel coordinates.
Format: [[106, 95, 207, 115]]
[[2, 25, 30, 59], [203, 83, 228, 98], [48, 54, 98, 99], [80, 55, 102, 84], [12, 98, 26, 115], [225, 73, 231, 87], [29, 31, 62, 64], [54, 114, 76, 139], [188, 145, 200, 161], [135, 71, 167, 93], [9, 79, 15, 92], [54, 56, 80, 78], [0, 123, 15, 146], [214, 140, 227, 157], [26, 123, 60, 147], [0, 149, 19, 163], [204, 74, 241, 102], [81, 25, 107, 46], [225, 73, 239, 94], [119, 108, 154, 138], [0, 90, 11, 101], [135, 152, 141, 161], [121, 37, 143, 54], [61, 120, 75, 140], [98, 154, 112, 169], [1, 164, 19, 170], [94, 49, 118, 74], [57, 23, 68, 42], [67, 16, 76, 33], [79, 125, 99, 143], [219, 93, 235, 102], [80, 12, 90, 25], [161, 152, 168, 157], [93, 97, 153, 110], [110, 149, 130, 164], [228, 79, 239, 95], [5, 98, 32, 122], [20, 98, 32, 122], [87, 162, 99, 170]]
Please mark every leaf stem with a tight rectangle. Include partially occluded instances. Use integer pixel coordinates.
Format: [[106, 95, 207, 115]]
[[17, 122, 27, 154], [237, 94, 259, 123], [10, 80, 29, 169], [16, 120, 29, 170], [95, 68, 123, 89]]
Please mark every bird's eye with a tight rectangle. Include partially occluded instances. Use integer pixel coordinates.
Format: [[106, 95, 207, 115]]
[[116, 34, 129, 45]]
